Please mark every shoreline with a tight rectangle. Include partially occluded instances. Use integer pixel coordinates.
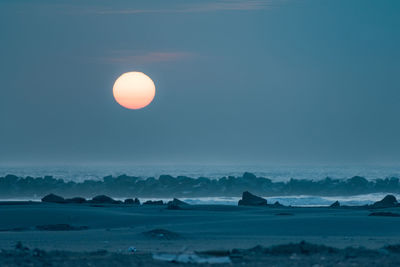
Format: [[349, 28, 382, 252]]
[[2, 191, 400, 207]]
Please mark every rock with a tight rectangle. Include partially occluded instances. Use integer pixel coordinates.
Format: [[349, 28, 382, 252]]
[[330, 201, 340, 208], [90, 195, 118, 204], [271, 201, 284, 207], [143, 200, 164, 205], [124, 198, 141, 205], [124, 198, 134, 204], [238, 191, 268, 206], [371, 195, 398, 208], [167, 198, 189, 209], [65, 197, 86, 204], [41, 194, 65, 203]]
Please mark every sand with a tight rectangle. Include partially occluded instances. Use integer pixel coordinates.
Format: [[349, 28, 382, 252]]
[[1, 202, 400, 265]]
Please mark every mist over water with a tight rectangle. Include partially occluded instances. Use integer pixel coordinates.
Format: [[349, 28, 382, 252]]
[[1, 164, 400, 182]]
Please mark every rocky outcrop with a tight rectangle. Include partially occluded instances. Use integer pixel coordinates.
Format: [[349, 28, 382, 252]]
[[143, 200, 164, 205], [124, 198, 134, 204], [238, 191, 268, 206], [90, 195, 120, 204], [167, 198, 189, 209], [370, 195, 398, 209], [41, 194, 65, 203], [271, 201, 284, 207], [330, 201, 340, 208], [124, 198, 140, 205], [65, 197, 86, 204]]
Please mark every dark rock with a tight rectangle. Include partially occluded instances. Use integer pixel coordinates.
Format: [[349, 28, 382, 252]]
[[167, 198, 189, 209], [275, 213, 293, 216], [369, 212, 400, 217], [143, 200, 164, 205], [124, 198, 134, 204], [330, 201, 340, 208], [124, 198, 140, 204], [238, 191, 268, 206], [90, 195, 118, 204], [371, 195, 398, 208], [65, 197, 86, 204], [271, 201, 284, 207], [41, 194, 65, 203]]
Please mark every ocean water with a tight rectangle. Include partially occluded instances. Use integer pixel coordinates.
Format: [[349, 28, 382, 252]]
[[1, 164, 400, 182], [1, 164, 400, 206]]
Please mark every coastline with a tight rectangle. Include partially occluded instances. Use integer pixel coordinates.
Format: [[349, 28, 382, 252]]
[[1, 194, 400, 265], [2, 192, 400, 207]]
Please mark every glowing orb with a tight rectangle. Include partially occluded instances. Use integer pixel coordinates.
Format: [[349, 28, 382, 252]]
[[113, 72, 156, 109]]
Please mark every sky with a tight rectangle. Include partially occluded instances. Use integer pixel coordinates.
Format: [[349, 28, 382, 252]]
[[0, 0, 399, 165]]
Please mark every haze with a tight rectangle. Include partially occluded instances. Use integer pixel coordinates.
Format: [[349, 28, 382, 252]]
[[0, 0, 399, 165]]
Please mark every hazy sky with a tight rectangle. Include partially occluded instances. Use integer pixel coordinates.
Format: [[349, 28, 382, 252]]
[[0, 0, 399, 165]]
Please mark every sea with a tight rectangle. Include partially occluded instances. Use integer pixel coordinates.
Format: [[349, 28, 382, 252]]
[[1, 163, 400, 207]]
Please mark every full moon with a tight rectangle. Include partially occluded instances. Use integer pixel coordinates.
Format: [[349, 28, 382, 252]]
[[113, 72, 156, 110]]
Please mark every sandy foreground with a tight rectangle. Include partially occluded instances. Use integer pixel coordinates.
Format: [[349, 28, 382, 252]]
[[1, 202, 400, 266]]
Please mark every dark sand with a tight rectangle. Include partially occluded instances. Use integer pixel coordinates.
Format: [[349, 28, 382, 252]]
[[1, 202, 400, 265]]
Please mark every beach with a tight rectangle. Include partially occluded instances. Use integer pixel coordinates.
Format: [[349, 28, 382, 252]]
[[1, 201, 400, 265]]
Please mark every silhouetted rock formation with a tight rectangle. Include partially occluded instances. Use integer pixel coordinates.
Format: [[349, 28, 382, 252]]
[[167, 198, 189, 209], [370, 195, 398, 209], [271, 201, 284, 207], [41, 194, 65, 203], [123, 198, 140, 204], [143, 200, 164, 205], [124, 198, 134, 204], [65, 197, 86, 204], [90, 195, 120, 204], [238, 191, 268, 206], [330, 201, 340, 208]]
